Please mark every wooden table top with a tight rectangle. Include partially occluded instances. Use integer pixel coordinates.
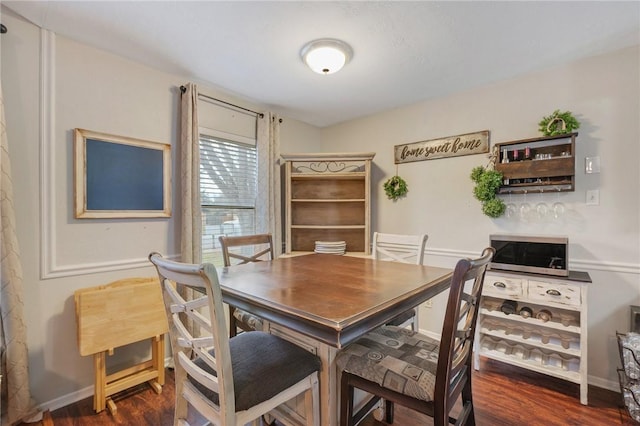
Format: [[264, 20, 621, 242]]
[[217, 253, 453, 348]]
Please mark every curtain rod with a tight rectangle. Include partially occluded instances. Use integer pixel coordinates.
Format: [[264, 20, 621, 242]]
[[180, 85, 264, 118]]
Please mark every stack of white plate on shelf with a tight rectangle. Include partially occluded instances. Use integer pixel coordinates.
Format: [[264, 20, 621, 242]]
[[314, 241, 346, 255]]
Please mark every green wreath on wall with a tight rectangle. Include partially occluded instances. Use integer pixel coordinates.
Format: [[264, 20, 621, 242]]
[[383, 175, 408, 201], [538, 110, 580, 136]]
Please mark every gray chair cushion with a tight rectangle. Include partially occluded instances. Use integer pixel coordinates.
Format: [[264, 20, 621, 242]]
[[336, 325, 439, 402], [189, 331, 321, 411]]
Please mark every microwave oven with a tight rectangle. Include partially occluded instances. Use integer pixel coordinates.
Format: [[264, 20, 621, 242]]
[[489, 234, 569, 277]]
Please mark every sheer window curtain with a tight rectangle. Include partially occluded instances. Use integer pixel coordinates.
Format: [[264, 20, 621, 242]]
[[256, 113, 282, 255], [0, 85, 39, 423]]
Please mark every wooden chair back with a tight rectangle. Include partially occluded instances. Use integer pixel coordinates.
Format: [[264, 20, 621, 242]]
[[149, 252, 320, 426], [372, 232, 428, 265], [338, 247, 495, 426], [219, 233, 275, 266], [434, 246, 495, 424], [149, 252, 235, 424], [372, 232, 428, 330], [218, 233, 274, 336]]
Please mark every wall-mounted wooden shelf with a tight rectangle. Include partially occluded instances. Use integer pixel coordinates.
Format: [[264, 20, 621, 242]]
[[494, 133, 577, 194]]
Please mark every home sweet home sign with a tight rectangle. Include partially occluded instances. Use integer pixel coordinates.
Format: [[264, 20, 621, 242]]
[[394, 130, 490, 164]]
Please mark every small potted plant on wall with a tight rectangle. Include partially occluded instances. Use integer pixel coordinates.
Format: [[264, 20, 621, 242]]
[[470, 165, 505, 218]]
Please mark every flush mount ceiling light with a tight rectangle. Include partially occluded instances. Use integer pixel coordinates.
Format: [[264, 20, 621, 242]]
[[300, 38, 353, 75]]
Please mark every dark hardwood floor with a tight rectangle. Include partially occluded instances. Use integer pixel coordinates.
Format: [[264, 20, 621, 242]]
[[27, 358, 635, 425]]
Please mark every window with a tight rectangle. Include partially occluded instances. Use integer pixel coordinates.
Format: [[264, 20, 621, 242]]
[[200, 133, 257, 265]]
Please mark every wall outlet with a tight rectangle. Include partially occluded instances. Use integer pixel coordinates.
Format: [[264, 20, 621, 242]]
[[586, 189, 600, 205]]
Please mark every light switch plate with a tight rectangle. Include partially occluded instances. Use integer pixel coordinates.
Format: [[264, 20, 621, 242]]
[[586, 189, 600, 205], [585, 156, 601, 174]]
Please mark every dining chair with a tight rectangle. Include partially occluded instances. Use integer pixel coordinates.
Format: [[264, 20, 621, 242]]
[[337, 247, 495, 426], [218, 233, 274, 337], [149, 252, 321, 426], [372, 232, 428, 331]]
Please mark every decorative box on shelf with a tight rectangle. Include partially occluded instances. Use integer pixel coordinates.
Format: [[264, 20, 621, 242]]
[[494, 132, 577, 194]]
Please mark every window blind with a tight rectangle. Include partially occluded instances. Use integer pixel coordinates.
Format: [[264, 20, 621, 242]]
[[200, 135, 257, 207], [200, 135, 257, 264]]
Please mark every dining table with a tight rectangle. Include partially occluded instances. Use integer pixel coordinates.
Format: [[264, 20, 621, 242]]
[[217, 253, 453, 426]]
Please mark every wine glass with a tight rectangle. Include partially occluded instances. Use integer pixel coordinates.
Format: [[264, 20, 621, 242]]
[[553, 202, 565, 219], [535, 193, 549, 221], [536, 202, 549, 221], [505, 192, 517, 220], [519, 191, 531, 221], [552, 189, 565, 219]]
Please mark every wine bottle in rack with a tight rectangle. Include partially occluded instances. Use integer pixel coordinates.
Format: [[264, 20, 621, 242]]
[[502, 148, 510, 164], [502, 148, 510, 185]]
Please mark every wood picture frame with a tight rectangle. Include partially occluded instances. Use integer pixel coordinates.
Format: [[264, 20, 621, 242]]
[[74, 128, 171, 219]]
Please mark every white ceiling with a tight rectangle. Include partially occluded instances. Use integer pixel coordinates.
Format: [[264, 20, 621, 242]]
[[4, 1, 640, 128]]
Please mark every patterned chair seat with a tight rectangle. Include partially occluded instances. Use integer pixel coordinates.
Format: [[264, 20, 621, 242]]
[[336, 325, 440, 402], [233, 308, 263, 332], [338, 248, 494, 426]]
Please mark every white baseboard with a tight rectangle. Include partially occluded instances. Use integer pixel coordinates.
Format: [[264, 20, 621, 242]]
[[34, 357, 173, 414], [38, 386, 95, 414], [588, 375, 621, 393], [418, 328, 441, 341]]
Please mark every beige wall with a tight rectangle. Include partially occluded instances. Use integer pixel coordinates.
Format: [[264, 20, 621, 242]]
[[2, 5, 639, 412], [1, 9, 321, 408], [320, 45, 640, 389]]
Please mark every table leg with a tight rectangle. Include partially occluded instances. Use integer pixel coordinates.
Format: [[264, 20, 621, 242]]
[[93, 352, 106, 412], [268, 324, 340, 426], [317, 344, 339, 426]]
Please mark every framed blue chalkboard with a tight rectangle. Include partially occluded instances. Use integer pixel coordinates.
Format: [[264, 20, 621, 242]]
[[74, 129, 171, 218]]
